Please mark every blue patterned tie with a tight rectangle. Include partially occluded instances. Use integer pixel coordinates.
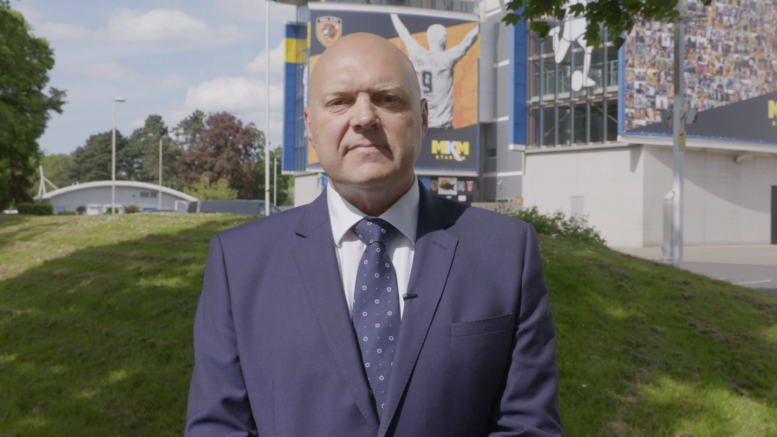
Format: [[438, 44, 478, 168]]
[[352, 218, 402, 412]]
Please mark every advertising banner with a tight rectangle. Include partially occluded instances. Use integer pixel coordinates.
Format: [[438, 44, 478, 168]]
[[307, 4, 480, 172], [429, 176, 479, 203], [623, 0, 777, 144]]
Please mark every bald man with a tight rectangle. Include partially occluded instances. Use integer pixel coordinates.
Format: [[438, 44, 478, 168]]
[[186, 33, 562, 437]]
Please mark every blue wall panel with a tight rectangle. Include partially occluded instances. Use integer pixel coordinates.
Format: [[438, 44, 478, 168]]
[[508, 20, 527, 146]]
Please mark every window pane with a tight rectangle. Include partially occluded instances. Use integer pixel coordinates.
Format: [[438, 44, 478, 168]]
[[557, 106, 570, 146], [607, 98, 618, 141], [590, 101, 604, 143], [543, 107, 555, 146], [574, 103, 587, 145]]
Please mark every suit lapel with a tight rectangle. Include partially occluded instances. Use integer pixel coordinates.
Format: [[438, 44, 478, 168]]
[[291, 192, 380, 431], [379, 184, 460, 436]]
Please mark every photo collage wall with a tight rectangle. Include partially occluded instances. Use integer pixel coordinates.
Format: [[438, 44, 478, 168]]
[[624, 0, 777, 132]]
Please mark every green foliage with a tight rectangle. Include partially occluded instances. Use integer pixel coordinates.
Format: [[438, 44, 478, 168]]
[[57, 210, 76, 215], [16, 203, 53, 215], [2, 216, 777, 435], [68, 131, 130, 183], [503, 0, 712, 49], [76, 205, 86, 215], [498, 205, 606, 245], [183, 175, 238, 200], [0, 6, 67, 210], [28, 153, 74, 197], [253, 146, 294, 206], [126, 115, 183, 190], [103, 207, 120, 214], [173, 110, 206, 152], [176, 112, 258, 199], [123, 203, 141, 214]]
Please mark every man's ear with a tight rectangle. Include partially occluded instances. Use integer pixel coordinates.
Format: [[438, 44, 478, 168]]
[[304, 107, 315, 149]]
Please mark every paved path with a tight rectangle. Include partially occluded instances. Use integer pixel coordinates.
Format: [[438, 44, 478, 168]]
[[612, 245, 777, 297]]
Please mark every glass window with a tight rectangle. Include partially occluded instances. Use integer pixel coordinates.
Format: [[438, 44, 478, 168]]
[[557, 106, 570, 146]]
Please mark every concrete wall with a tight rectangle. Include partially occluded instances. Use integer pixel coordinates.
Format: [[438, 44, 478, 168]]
[[49, 186, 190, 214], [642, 146, 777, 246], [294, 173, 322, 207], [523, 145, 646, 247]]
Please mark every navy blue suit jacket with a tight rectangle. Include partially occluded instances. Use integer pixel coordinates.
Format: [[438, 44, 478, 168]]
[[186, 182, 562, 436]]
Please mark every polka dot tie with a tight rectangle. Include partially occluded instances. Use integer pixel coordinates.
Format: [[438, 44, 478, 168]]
[[352, 218, 401, 412]]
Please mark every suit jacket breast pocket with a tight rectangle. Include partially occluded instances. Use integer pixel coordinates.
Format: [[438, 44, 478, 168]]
[[450, 313, 514, 337]]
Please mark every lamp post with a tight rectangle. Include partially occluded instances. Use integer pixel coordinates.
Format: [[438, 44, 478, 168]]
[[158, 127, 168, 210], [265, 0, 272, 215], [112, 97, 126, 215], [274, 148, 278, 205]]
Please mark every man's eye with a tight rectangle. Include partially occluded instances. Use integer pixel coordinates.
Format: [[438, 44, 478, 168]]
[[331, 99, 345, 106], [380, 96, 398, 103]]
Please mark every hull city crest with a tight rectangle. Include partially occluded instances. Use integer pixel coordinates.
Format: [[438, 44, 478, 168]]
[[316, 16, 342, 47]]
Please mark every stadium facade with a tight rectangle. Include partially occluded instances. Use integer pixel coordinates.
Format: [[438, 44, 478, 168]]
[[282, 0, 777, 246]]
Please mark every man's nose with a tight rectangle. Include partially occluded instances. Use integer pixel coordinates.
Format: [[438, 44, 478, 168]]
[[350, 95, 380, 130]]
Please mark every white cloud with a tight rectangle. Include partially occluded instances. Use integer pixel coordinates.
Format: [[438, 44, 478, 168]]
[[167, 75, 285, 137], [71, 63, 143, 82], [243, 41, 285, 78], [34, 7, 244, 46], [35, 22, 91, 41], [158, 74, 192, 90], [104, 8, 243, 46], [210, 0, 298, 23], [182, 76, 283, 113]]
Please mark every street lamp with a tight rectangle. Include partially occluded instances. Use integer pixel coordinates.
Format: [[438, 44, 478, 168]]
[[112, 97, 126, 215], [158, 127, 168, 210], [265, 0, 272, 215], [274, 147, 278, 205]]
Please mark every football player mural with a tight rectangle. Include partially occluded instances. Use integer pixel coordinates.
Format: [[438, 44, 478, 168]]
[[391, 14, 479, 131], [307, 4, 480, 172], [548, 0, 595, 92]]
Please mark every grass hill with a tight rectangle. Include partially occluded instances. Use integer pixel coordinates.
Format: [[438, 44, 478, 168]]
[[1, 214, 776, 436]]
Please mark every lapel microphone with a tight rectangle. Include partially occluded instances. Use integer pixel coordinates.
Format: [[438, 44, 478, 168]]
[[402, 293, 418, 300]]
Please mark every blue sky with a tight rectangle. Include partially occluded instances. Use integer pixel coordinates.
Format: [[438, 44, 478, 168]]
[[12, 0, 298, 156]]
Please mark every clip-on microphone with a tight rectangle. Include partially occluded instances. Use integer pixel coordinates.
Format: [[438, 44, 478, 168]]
[[402, 293, 418, 301]]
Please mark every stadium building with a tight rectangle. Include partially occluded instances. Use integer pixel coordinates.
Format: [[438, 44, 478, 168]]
[[282, 0, 777, 246]]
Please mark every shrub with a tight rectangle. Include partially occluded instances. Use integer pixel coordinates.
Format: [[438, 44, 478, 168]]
[[17, 203, 54, 216], [58, 210, 77, 215], [103, 207, 120, 214], [183, 175, 238, 200], [497, 205, 606, 245], [76, 206, 86, 215], [124, 203, 141, 214]]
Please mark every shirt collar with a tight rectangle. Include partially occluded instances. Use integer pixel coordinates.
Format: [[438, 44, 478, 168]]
[[327, 177, 419, 247]]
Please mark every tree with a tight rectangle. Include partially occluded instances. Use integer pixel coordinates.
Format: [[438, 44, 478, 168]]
[[28, 153, 74, 198], [68, 131, 131, 183], [176, 112, 258, 199], [0, 3, 66, 209], [125, 115, 183, 189], [252, 146, 295, 206], [173, 110, 206, 151], [504, 0, 712, 48], [182, 175, 238, 200]]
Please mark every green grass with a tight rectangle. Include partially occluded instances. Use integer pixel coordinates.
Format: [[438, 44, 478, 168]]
[[1, 215, 777, 436]]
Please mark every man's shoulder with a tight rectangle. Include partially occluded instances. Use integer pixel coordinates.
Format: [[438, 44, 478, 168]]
[[216, 204, 308, 247], [441, 200, 533, 242]]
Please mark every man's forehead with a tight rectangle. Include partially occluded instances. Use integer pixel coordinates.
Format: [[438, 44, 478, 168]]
[[320, 82, 408, 96]]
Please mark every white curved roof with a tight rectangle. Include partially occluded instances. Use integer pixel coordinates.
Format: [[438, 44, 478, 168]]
[[42, 180, 199, 202]]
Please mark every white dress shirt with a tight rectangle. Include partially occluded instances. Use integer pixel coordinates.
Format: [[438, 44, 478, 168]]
[[326, 178, 419, 319]]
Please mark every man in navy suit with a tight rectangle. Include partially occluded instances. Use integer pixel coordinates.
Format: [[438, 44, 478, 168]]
[[186, 32, 562, 437]]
